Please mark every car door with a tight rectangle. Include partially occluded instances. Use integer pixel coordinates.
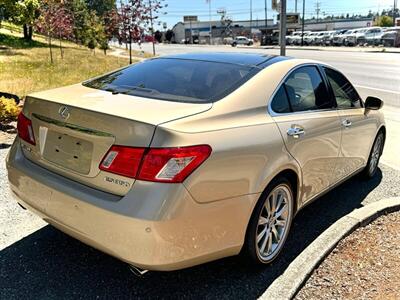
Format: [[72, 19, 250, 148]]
[[322, 67, 378, 181], [270, 65, 342, 204]]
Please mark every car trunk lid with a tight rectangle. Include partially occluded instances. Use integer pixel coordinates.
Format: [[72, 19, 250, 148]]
[[20, 84, 212, 196]]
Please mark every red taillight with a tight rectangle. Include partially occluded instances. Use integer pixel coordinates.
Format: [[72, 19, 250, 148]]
[[138, 145, 212, 183], [99, 145, 211, 183], [17, 112, 36, 145], [99, 146, 145, 178]]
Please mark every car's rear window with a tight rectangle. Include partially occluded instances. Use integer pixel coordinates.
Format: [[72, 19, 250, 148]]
[[83, 58, 258, 103]]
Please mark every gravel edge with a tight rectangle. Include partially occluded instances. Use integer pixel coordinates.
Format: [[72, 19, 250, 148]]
[[259, 197, 400, 300]]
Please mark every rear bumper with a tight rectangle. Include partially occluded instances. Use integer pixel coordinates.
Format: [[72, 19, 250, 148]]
[[6, 138, 258, 271]]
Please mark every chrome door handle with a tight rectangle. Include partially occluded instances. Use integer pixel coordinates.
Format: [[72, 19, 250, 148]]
[[287, 125, 305, 138], [342, 119, 352, 128]]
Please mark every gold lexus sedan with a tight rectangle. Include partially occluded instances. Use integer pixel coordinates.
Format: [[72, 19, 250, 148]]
[[6, 53, 385, 272]]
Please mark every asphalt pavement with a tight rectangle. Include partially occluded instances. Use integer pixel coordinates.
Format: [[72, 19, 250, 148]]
[[1, 141, 400, 298], [127, 43, 400, 107], [2, 45, 400, 299]]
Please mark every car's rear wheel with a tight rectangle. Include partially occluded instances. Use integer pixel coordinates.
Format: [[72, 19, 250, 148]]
[[363, 131, 384, 179], [244, 177, 294, 265]]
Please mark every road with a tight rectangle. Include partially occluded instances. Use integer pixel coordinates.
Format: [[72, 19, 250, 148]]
[[128, 43, 400, 107]]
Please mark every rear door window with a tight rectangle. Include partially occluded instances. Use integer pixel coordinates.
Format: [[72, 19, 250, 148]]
[[284, 66, 332, 112], [323, 67, 362, 109]]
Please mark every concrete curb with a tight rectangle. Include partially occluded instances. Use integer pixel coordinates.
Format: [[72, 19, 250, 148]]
[[259, 197, 400, 300]]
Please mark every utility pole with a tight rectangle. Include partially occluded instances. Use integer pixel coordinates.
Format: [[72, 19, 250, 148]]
[[301, 0, 305, 46], [208, 0, 212, 44], [315, 1, 321, 23], [250, 0, 253, 34], [295, 0, 298, 13], [394, 0, 397, 26], [264, 0, 268, 28], [279, 0, 287, 56]]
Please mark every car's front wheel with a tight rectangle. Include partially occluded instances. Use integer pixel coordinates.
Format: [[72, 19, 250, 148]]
[[244, 177, 294, 265], [363, 131, 385, 179]]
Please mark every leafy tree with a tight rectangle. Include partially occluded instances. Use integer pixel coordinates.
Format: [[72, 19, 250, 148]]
[[66, 0, 91, 45], [3, 0, 40, 40], [36, 0, 74, 63], [85, 0, 115, 17], [375, 15, 393, 27], [165, 29, 174, 42], [154, 30, 162, 42]]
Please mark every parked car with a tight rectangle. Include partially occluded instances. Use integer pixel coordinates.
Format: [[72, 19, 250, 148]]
[[321, 31, 336, 46], [292, 31, 312, 45], [381, 27, 400, 47], [313, 31, 327, 45], [261, 31, 279, 45], [286, 31, 303, 45], [303, 32, 319, 45], [7, 53, 385, 272], [331, 30, 349, 46], [231, 36, 254, 46], [223, 37, 233, 45], [345, 28, 370, 46], [358, 27, 384, 46]]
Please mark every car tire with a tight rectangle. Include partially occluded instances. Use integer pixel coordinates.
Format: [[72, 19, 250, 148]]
[[363, 131, 385, 179], [232, 42, 237, 47], [243, 176, 294, 265]]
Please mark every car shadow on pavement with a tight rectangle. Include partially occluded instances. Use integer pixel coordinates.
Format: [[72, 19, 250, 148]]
[[0, 169, 383, 299]]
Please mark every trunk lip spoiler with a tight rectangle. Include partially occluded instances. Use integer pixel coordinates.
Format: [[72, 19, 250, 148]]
[[32, 113, 114, 137]]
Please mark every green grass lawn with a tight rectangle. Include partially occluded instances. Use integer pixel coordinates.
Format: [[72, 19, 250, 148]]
[[0, 28, 130, 98]]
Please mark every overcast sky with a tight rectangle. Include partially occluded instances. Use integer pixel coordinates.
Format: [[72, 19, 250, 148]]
[[157, 0, 396, 28]]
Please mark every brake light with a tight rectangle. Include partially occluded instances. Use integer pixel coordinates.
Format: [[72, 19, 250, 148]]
[[138, 145, 212, 183], [99, 145, 211, 183], [17, 112, 36, 145], [99, 146, 145, 178]]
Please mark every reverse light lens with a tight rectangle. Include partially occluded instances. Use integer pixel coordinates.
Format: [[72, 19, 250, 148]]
[[138, 145, 212, 183], [17, 112, 36, 145], [99, 144, 212, 183], [99, 146, 145, 178]]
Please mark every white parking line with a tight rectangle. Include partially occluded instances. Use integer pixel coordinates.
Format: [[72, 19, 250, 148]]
[[355, 85, 400, 95]]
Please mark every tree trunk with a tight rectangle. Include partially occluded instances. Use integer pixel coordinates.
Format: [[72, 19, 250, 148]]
[[23, 24, 29, 40], [28, 26, 33, 40], [23, 25, 33, 40], [103, 48, 107, 55], [59, 34, 64, 59], [49, 36, 54, 64], [129, 39, 132, 64]]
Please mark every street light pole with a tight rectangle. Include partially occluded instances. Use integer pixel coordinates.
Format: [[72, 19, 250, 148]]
[[394, 0, 397, 26], [279, 0, 287, 56]]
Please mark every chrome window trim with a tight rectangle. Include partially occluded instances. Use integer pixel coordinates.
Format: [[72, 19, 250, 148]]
[[267, 63, 336, 117]]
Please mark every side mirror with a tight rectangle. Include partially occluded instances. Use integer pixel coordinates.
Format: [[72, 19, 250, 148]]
[[365, 96, 383, 111]]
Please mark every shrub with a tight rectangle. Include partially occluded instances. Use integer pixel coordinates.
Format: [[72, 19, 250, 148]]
[[0, 97, 21, 125]]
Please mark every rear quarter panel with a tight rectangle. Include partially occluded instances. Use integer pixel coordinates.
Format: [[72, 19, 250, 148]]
[[152, 60, 306, 205]]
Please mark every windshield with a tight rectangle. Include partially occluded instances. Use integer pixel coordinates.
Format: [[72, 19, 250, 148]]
[[83, 58, 258, 103]]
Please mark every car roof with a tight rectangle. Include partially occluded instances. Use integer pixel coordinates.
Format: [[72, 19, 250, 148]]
[[159, 52, 290, 68]]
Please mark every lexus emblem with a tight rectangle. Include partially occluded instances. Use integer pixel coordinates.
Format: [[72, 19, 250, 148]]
[[58, 106, 70, 120]]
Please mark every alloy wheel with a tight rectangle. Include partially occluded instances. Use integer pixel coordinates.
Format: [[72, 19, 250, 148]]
[[369, 134, 383, 175], [256, 184, 293, 262]]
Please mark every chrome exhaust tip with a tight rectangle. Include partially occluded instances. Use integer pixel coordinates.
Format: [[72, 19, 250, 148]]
[[128, 265, 149, 277]]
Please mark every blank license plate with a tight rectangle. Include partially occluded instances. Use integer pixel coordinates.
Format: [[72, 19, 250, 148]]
[[42, 130, 93, 175]]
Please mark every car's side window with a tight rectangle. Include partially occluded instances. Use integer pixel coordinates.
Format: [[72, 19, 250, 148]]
[[271, 85, 291, 113], [323, 67, 362, 109], [284, 66, 332, 112]]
